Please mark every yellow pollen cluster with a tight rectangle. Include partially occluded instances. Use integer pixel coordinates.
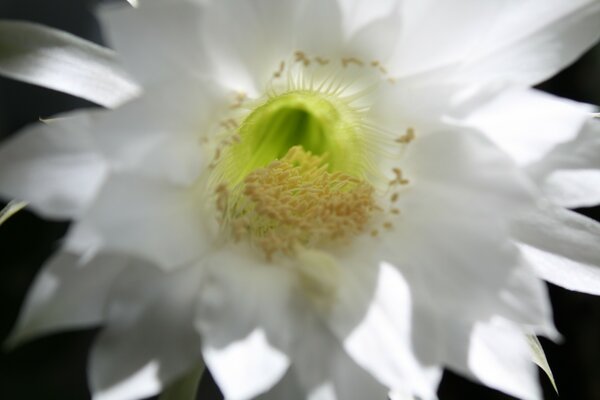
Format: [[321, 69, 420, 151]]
[[217, 146, 378, 260]]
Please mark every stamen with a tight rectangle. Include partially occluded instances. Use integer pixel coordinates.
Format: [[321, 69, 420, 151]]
[[273, 61, 285, 78], [218, 146, 378, 260], [342, 57, 364, 67], [396, 127, 415, 144]]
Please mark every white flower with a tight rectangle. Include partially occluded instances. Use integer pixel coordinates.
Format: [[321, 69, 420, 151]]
[[2, 1, 600, 400]]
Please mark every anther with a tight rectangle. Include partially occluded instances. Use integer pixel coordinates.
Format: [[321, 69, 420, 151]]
[[396, 128, 415, 144], [342, 57, 364, 67], [295, 51, 311, 66], [274, 61, 285, 78]]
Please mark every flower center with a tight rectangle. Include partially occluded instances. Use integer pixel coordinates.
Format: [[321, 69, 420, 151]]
[[213, 89, 379, 259], [220, 90, 368, 186]]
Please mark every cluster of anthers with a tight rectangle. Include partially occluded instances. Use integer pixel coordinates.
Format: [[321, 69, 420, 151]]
[[216, 146, 379, 260], [209, 50, 416, 260]]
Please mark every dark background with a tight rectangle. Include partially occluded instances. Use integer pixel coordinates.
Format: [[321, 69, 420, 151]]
[[0, 1, 599, 399]]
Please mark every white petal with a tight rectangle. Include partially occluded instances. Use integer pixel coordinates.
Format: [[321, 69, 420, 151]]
[[322, 247, 437, 399], [467, 320, 541, 400], [541, 169, 600, 209], [519, 244, 600, 296], [98, 0, 207, 85], [528, 119, 600, 208], [196, 249, 294, 399], [90, 264, 203, 400], [456, 0, 600, 86], [200, 0, 295, 94], [294, 0, 344, 57], [287, 312, 388, 400], [256, 369, 305, 400], [336, 0, 399, 36], [74, 173, 208, 269], [513, 203, 600, 295], [93, 362, 161, 400], [83, 77, 227, 184], [498, 261, 556, 337], [5, 251, 126, 347], [202, 329, 289, 400], [389, 0, 600, 85], [389, 1, 508, 77], [463, 88, 594, 166], [344, 2, 402, 64], [0, 20, 140, 107], [198, 247, 389, 400], [0, 114, 107, 219], [401, 130, 535, 214]]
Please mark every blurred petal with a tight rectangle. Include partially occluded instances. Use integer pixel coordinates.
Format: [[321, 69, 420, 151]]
[[196, 250, 294, 399], [74, 173, 208, 269], [539, 169, 600, 209], [0, 20, 140, 107], [464, 88, 594, 166], [336, 263, 436, 399], [513, 203, 600, 295], [468, 320, 541, 400], [285, 312, 388, 400], [0, 114, 107, 219], [83, 76, 227, 184], [456, 0, 600, 86], [98, 0, 207, 84], [6, 251, 126, 348], [90, 264, 203, 400], [528, 119, 600, 208]]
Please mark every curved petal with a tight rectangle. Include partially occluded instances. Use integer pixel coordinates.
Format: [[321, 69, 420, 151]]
[[336, 0, 399, 37], [90, 264, 203, 400], [98, 0, 207, 85], [400, 130, 535, 214], [389, 0, 600, 85], [258, 333, 388, 400], [467, 319, 542, 400], [513, 203, 600, 295], [368, 129, 554, 368], [73, 172, 209, 269], [0, 114, 107, 219], [498, 260, 556, 337], [256, 369, 305, 400], [283, 313, 388, 400], [200, 0, 344, 95], [455, 0, 600, 86], [335, 0, 405, 79], [539, 170, 600, 209], [294, 0, 344, 56], [83, 76, 228, 185], [200, 0, 301, 94], [388, 0, 508, 77], [0, 20, 140, 107], [195, 249, 295, 399], [527, 119, 600, 208], [519, 244, 600, 296], [198, 246, 389, 400], [463, 88, 594, 166], [5, 251, 126, 348], [325, 256, 437, 400]]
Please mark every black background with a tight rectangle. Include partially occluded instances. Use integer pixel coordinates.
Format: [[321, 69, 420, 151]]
[[0, 1, 599, 399]]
